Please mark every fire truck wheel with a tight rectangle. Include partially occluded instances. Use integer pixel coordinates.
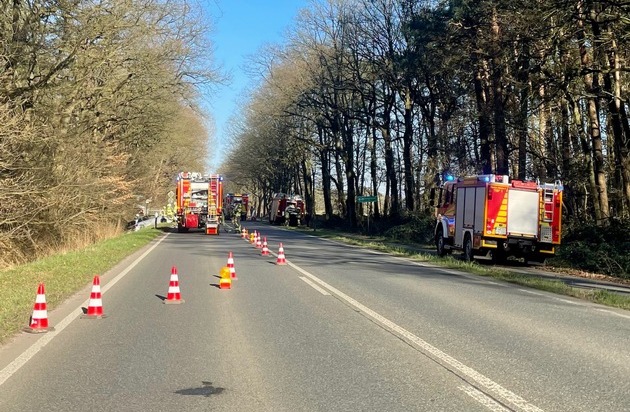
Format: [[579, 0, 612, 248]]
[[435, 231, 448, 257], [463, 234, 473, 262]]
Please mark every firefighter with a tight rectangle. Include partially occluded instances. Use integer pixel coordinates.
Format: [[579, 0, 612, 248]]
[[232, 203, 242, 232], [284, 201, 297, 226]]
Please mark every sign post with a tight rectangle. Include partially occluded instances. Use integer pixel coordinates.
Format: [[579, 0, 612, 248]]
[[357, 196, 377, 233]]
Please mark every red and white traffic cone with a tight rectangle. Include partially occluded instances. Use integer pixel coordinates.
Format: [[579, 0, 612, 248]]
[[82, 275, 106, 319], [261, 237, 270, 256], [241, 228, 246, 238], [24, 283, 54, 333], [164, 266, 184, 304], [256, 234, 262, 248], [276, 243, 287, 265], [227, 252, 237, 280]]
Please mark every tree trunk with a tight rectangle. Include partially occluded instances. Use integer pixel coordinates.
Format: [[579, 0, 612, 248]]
[[516, 42, 530, 180], [580, 3, 609, 222], [490, 8, 508, 175], [402, 87, 415, 211], [473, 60, 493, 174], [604, 35, 630, 217]]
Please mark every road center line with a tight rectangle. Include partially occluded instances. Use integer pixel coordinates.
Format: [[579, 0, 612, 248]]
[[300, 276, 331, 295], [460, 385, 511, 412], [287, 259, 544, 412], [0, 234, 169, 387]]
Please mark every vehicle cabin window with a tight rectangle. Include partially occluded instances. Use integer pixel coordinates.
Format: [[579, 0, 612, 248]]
[[444, 186, 452, 205]]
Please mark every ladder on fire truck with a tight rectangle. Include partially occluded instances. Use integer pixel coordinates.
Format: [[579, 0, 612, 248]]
[[208, 179, 218, 221], [540, 181, 561, 222]]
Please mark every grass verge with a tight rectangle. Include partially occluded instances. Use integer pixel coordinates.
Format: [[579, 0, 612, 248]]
[[0, 228, 163, 345], [303, 228, 630, 311]]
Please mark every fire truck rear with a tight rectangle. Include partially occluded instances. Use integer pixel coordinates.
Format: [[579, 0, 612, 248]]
[[269, 193, 305, 226], [176, 172, 223, 235], [223, 193, 249, 221], [432, 174, 563, 263]]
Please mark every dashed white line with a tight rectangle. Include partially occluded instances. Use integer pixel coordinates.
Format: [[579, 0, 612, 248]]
[[300, 276, 331, 295], [286, 260, 544, 412], [460, 385, 511, 412], [0, 234, 169, 387]]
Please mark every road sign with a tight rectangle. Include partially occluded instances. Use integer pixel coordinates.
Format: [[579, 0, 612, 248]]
[[357, 195, 377, 203]]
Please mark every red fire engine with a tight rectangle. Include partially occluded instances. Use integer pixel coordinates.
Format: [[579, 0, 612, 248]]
[[269, 193, 305, 226], [432, 174, 563, 263], [176, 172, 223, 235], [223, 193, 249, 220]]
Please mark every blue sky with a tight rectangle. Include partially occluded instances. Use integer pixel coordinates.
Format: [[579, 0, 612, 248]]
[[203, 0, 309, 168]]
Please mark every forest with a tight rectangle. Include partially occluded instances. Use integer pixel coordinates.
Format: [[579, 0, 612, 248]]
[[222, 0, 629, 228], [1, 0, 219, 266], [218, 0, 629, 276], [1, 0, 629, 276]]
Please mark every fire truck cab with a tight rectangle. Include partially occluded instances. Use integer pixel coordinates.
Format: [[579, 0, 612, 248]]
[[432, 174, 563, 263]]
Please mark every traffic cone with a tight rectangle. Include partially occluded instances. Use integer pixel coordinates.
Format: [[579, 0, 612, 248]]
[[276, 243, 287, 265], [24, 283, 54, 333], [261, 237, 270, 256], [219, 266, 232, 289], [249, 231, 256, 244], [241, 228, 246, 238], [82, 275, 106, 319], [227, 252, 237, 280], [256, 234, 262, 248], [164, 266, 184, 304]]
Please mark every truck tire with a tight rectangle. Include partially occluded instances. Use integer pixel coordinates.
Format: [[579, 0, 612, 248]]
[[435, 227, 448, 257], [463, 234, 473, 262]]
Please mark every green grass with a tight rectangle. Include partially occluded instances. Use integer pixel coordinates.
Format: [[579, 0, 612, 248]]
[[0, 228, 163, 344], [301, 227, 630, 311]]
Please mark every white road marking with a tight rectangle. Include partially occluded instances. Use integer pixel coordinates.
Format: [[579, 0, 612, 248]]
[[596, 309, 630, 320], [287, 260, 544, 412], [460, 385, 511, 412], [300, 277, 331, 295], [554, 298, 580, 305], [0, 234, 169, 387], [520, 289, 543, 296]]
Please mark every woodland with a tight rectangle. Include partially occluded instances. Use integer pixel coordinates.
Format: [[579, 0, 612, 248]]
[[1, 0, 629, 276], [1, 0, 219, 266], [218, 0, 629, 276]]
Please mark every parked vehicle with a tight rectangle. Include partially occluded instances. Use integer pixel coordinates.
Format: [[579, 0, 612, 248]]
[[269, 193, 305, 226], [431, 174, 563, 263], [175, 172, 223, 234]]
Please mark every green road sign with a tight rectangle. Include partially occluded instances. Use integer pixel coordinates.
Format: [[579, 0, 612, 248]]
[[357, 195, 377, 203]]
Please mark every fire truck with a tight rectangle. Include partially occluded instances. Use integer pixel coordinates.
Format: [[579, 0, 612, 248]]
[[175, 172, 223, 235], [223, 193, 249, 220], [432, 174, 563, 263], [269, 193, 305, 226]]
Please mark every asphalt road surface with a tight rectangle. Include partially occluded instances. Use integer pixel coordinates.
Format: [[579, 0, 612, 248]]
[[0, 222, 628, 411]]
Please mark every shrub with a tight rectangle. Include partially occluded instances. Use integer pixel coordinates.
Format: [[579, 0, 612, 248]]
[[551, 219, 630, 278]]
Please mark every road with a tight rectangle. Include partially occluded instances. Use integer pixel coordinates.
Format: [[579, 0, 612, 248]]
[[0, 222, 628, 411]]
